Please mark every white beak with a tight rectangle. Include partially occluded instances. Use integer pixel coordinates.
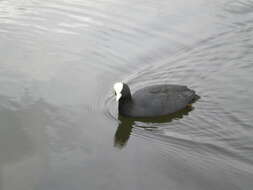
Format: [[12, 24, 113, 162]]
[[116, 93, 122, 101]]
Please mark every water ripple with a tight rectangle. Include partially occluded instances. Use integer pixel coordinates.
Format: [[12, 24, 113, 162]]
[[1, 0, 253, 189]]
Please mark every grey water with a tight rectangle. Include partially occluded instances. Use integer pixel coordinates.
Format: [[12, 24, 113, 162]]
[[0, 0, 253, 189]]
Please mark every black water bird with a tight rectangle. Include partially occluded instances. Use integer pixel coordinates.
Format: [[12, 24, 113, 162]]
[[113, 82, 197, 118]]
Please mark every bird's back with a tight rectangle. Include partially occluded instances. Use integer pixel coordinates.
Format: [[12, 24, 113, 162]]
[[120, 85, 195, 117]]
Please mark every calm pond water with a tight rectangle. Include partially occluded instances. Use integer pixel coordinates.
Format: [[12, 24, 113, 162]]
[[0, 0, 253, 189]]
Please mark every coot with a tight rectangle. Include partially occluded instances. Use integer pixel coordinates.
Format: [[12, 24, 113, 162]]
[[113, 82, 196, 118]]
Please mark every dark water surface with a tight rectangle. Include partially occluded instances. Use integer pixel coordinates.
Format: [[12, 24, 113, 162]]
[[1, 0, 253, 189]]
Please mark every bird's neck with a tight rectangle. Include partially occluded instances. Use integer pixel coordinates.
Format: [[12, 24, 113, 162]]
[[118, 97, 132, 111]]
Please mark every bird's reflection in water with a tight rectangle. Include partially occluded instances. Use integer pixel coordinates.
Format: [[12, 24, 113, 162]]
[[114, 106, 194, 149]]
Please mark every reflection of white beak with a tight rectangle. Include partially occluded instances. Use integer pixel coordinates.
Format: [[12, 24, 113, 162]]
[[116, 93, 122, 101]]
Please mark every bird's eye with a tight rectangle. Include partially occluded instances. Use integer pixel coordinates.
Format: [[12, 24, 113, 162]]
[[114, 91, 116, 95]]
